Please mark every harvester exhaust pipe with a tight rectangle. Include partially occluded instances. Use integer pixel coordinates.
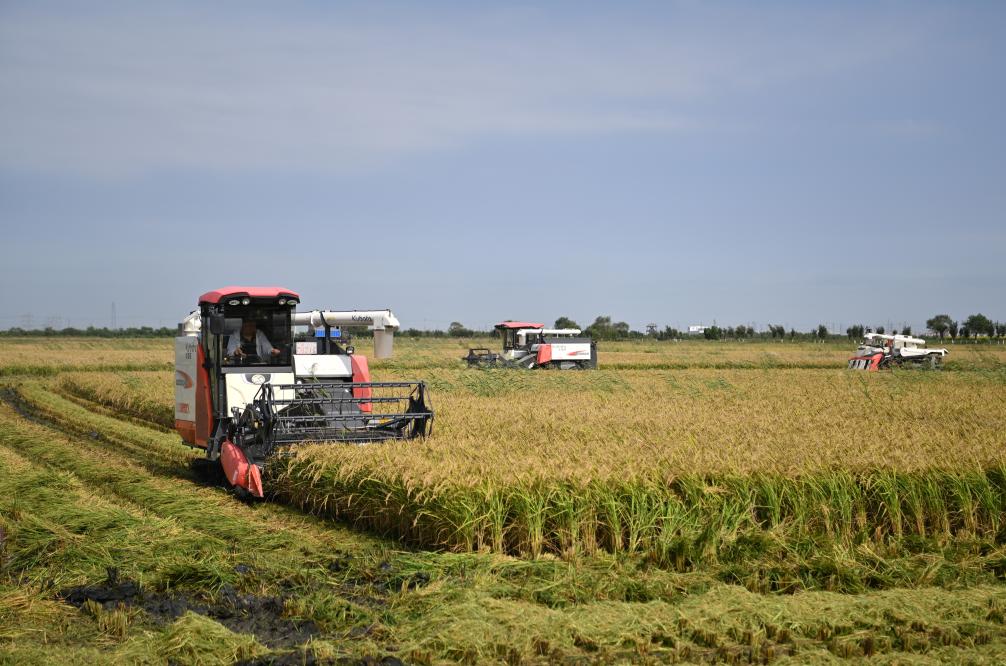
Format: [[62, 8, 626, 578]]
[[292, 310, 399, 359]]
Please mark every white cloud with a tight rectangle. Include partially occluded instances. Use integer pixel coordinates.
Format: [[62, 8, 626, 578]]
[[0, 3, 939, 176]]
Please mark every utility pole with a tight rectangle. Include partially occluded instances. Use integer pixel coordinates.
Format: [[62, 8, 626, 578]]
[[111, 302, 117, 330]]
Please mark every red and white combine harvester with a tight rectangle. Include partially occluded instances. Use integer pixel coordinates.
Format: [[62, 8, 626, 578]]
[[465, 321, 598, 369], [174, 286, 432, 498], [848, 332, 948, 370]]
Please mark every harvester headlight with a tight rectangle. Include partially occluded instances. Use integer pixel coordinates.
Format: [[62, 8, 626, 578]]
[[228, 299, 240, 306], [287, 299, 298, 306], [241, 298, 251, 305], [250, 374, 266, 385], [278, 299, 286, 305]]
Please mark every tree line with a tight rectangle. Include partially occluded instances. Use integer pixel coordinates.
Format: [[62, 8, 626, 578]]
[[3, 311, 1002, 341], [0, 325, 176, 338], [923, 314, 1004, 340], [433, 312, 1004, 342]]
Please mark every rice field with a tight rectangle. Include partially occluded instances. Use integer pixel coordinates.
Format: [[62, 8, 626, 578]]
[[3, 336, 1006, 663]]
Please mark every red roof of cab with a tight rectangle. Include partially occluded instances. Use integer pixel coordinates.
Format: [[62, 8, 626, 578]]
[[495, 321, 544, 329], [198, 286, 300, 305]]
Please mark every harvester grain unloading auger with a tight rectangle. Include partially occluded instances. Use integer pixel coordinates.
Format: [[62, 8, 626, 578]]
[[174, 286, 432, 498]]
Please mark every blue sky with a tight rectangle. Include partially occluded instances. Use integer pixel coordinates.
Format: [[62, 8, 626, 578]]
[[1, 1, 1002, 332]]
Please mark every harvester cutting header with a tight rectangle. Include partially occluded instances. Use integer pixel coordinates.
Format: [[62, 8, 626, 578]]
[[175, 286, 432, 498]]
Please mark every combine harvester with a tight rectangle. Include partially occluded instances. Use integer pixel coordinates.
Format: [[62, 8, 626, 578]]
[[848, 332, 949, 370], [174, 286, 432, 498], [465, 321, 598, 369]]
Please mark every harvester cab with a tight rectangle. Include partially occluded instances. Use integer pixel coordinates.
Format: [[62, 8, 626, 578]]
[[465, 321, 598, 369], [175, 286, 432, 498], [848, 332, 948, 370]]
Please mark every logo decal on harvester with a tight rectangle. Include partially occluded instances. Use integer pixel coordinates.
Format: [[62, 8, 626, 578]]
[[175, 370, 193, 389]]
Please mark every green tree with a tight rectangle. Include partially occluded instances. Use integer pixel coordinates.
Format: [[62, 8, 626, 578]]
[[584, 316, 615, 340], [846, 325, 865, 340], [948, 320, 959, 339], [553, 316, 579, 330], [661, 326, 681, 340], [965, 313, 994, 338], [926, 314, 952, 339], [816, 324, 828, 340], [703, 325, 722, 340]]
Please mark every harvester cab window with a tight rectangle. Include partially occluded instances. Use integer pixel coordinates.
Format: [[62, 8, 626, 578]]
[[219, 306, 292, 367], [502, 329, 518, 351]]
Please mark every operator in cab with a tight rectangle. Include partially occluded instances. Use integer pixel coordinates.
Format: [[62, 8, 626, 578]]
[[226, 319, 281, 362]]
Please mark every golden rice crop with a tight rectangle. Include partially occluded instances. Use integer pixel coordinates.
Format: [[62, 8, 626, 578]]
[[67, 366, 1006, 480], [56, 371, 175, 429], [0, 337, 172, 376], [273, 367, 1006, 559], [294, 368, 1006, 480]]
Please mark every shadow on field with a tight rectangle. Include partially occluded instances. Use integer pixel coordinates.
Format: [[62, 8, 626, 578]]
[[189, 456, 230, 489]]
